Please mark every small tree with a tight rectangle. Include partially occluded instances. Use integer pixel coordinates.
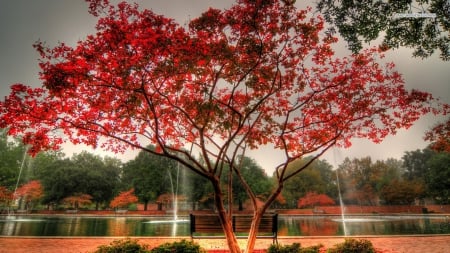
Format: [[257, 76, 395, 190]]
[[110, 189, 138, 210], [15, 180, 43, 210], [297, 191, 335, 209], [0, 186, 13, 210]]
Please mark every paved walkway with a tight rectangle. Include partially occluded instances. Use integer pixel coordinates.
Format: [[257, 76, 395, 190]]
[[1, 236, 450, 253]]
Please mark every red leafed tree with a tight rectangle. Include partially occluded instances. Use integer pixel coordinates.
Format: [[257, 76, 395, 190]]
[[62, 193, 93, 209], [0, 0, 444, 252], [0, 186, 13, 207], [110, 189, 138, 209], [15, 180, 44, 210], [425, 113, 450, 152], [297, 191, 335, 208]]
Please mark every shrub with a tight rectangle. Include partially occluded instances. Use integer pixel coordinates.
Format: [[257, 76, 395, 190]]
[[93, 238, 149, 253], [267, 243, 322, 253], [150, 240, 206, 253], [327, 238, 375, 253]]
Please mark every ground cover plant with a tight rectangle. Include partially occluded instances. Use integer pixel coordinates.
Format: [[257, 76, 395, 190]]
[[93, 238, 150, 253]]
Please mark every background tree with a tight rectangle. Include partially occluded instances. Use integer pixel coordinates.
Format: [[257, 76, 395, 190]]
[[122, 146, 177, 210], [297, 191, 335, 209], [0, 186, 13, 211], [62, 193, 93, 210], [0, 129, 30, 190], [36, 152, 121, 209], [425, 151, 450, 204], [338, 157, 382, 205], [380, 179, 424, 205], [71, 152, 122, 209], [227, 157, 272, 211], [0, 1, 442, 252], [282, 157, 336, 208], [316, 0, 450, 60], [110, 188, 138, 209], [402, 148, 434, 181], [14, 180, 44, 210]]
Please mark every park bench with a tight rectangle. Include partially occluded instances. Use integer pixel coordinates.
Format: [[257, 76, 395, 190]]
[[65, 209, 78, 214], [190, 213, 278, 243]]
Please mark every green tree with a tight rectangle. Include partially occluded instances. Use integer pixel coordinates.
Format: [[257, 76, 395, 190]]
[[230, 156, 272, 211], [402, 148, 434, 181], [69, 152, 121, 209], [282, 157, 335, 208], [380, 179, 424, 205], [317, 0, 450, 60], [37, 152, 121, 209], [123, 147, 177, 210], [338, 157, 382, 205], [0, 129, 30, 190], [426, 151, 450, 204]]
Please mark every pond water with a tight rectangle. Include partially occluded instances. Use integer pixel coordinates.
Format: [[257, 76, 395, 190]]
[[1, 215, 449, 237]]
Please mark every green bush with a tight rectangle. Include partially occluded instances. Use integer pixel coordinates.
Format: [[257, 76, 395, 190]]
[[93, 238, 149, 253], [327, 238, 375, 253], [150, 240, 206, 253], [267, 243, 322, 253]]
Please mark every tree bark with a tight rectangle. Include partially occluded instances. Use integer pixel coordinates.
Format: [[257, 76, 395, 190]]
[[212, 177, 241, 253], [144, 200, 148, 211], [245, 210, 262, 253]]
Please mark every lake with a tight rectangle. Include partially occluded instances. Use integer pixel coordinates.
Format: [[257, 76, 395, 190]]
[[1, 215, 449, 237]]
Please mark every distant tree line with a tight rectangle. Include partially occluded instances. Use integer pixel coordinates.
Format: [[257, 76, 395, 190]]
[[1, 129, 449, 211]]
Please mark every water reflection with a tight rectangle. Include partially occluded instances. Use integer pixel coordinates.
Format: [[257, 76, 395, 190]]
[[0, 215, 448, 237], [278, 215, 449, 236]]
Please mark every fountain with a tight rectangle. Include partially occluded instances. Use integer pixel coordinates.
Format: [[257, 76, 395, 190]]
[[335, 169, 348, 236], [7, 146, 29, 217], [144, 162, 188, 236]]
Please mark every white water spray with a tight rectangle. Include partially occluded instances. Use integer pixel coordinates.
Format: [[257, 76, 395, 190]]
[[9, 146, 29, 215], [336, 169, 348, 236], [333, 147, 348, 236]]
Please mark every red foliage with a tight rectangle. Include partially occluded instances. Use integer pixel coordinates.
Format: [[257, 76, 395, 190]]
[[15, 180, 44, 202], [0, 186, 13, 204], [425, 113, 450, 152], [297, 191, 335, 208], [110, 188, 138, 209], [0, 1, 442, 159]]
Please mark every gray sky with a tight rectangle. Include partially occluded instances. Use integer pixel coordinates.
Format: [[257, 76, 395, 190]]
[[1, 0, 449, 172]]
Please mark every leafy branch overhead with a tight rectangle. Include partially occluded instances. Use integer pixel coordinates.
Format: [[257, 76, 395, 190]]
[[316, 0, 450, 60]]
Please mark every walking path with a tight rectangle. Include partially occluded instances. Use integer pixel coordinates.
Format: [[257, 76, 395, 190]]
[[1, 235, 450, 253]]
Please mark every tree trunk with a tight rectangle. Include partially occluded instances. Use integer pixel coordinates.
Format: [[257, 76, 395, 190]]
[[144, 200, 148, 211], [245, 211, 262, 253], [212, 177, 241, 253]]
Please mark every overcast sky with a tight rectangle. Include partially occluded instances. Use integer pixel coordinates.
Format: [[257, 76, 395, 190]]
[[1, 0, 449, 172]]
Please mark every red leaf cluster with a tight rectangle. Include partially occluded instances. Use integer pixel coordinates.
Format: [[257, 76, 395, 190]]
[[14, 180, 44, 202], [110, 188, 138, 209], [297, 191, 335, 208], [0, 186, 13, 203]]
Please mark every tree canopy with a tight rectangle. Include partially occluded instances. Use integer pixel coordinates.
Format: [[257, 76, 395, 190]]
[[316, 0, 450, 60], [0, 0, 444, 252]]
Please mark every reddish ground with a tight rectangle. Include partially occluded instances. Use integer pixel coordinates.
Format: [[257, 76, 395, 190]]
[[1, 236, 450, 253]]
